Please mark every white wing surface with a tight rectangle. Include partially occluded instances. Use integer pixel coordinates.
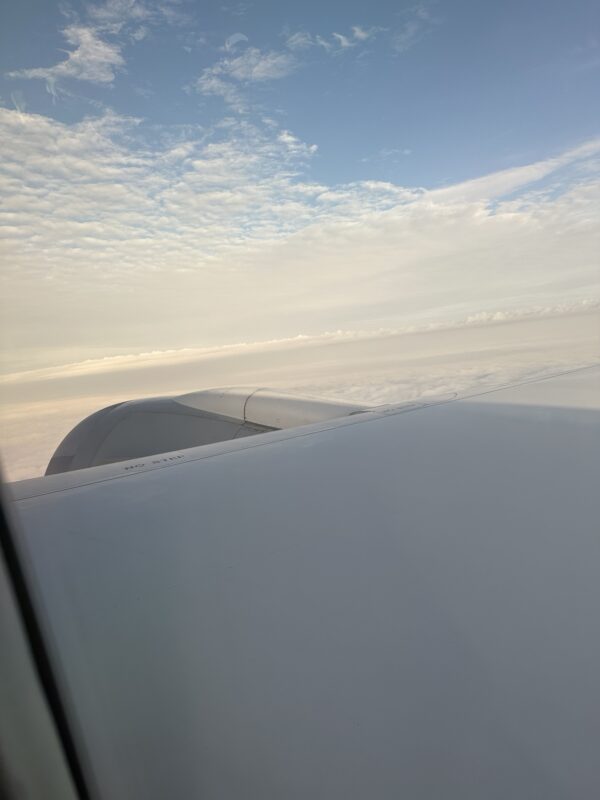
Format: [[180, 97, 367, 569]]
[[8, 366, 600, 799]]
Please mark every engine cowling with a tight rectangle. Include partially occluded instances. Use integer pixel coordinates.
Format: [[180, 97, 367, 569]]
[[46, 388, 368, 475]]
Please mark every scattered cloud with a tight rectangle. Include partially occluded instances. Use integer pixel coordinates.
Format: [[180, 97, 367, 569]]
[[88, 0, 151, 31], [195, 71, 245, 108], [314, 35, 334, 53], [332, 32, 355, 50], [285, 31, 314, 51], [221, 2, 252, 17], [130, 25, 149, 42], [180, 30, 209, 53], [6, 0, 191, 96], [224, 32, 249, 51], [8, 25, 125, 89], [284, 16, 433, 57], [351, 25, 381, 42], [10, 90, 27, 113], [285, 24, 384, 54], [223, 47, 295, 81], [156, 1, 191, 28], [278, 129, 318, 157], [194, 46, 296, 109], [393, 4, 440, 53], [364, 147, 413, 162], [88, 0, 189, 32], [133, 83, 155, 98]]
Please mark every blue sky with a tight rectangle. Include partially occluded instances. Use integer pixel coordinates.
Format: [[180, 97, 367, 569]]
[[0, 0, 599, 371], [3, 0, 599, 185]]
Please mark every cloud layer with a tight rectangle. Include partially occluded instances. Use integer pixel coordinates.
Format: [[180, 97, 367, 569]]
[[1, 104, 599, 373], [2, 312, 597, 483]]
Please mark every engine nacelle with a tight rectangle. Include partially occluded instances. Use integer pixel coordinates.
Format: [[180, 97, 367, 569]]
[[46, 388, 367, 475]]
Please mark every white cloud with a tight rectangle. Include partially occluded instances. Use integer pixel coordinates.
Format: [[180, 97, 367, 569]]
[[352, 26, 379, 42], [89, 0, 148, 21], [285, 31, 314, 51], [224, 32, 249, 51], [194, 47, 296, 109], [88, 0, 189, 32], [6, 1, 191, 95], [223, 47, 295, 81], [429, 138, 600, 202], [10, 91, 27, 113], [8, 25, 125, 87], [130, 25, 149, 42], [0, 105, 598, 383], [393, 20, 421, 52], [195, 72, 244, 108], [363, 147, 413, 163], [221, 2, 251, 16], [278, 130, 318, 157], [332, 32, 355, 49], [3, 301, 597, 386], [315, 35, 334, 52], [285, 25, 383, 54], [393, 5, 440, 53]]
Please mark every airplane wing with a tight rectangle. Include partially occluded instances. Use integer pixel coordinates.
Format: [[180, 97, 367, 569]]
[[6, 365, 600, 799]]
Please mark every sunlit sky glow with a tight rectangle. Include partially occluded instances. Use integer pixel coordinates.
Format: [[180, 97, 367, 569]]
[[1, 0, 599, 375]]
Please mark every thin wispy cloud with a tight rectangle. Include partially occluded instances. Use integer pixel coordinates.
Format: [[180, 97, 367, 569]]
[[361, 147, 413, 164], [130, 25, 149, 42], [87, 0, 152, 32], [194, 45, 297, 109], [221, 47, 296, 81], [7, 0, 188, 96], [221, 2, 252, 17], [8, 25, 125, 89], [285, 24, 383, 54], [332, 32, 355, 49], [351, 26, 381, 42], [195, 71, 245, 108], [429, 138, 600, 201], [224, 32, 249, 51], [88, 0, 189, 31], [10, 90, 26, 113], [393, 4, 440, 53], [285, 31, 314, 51]]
